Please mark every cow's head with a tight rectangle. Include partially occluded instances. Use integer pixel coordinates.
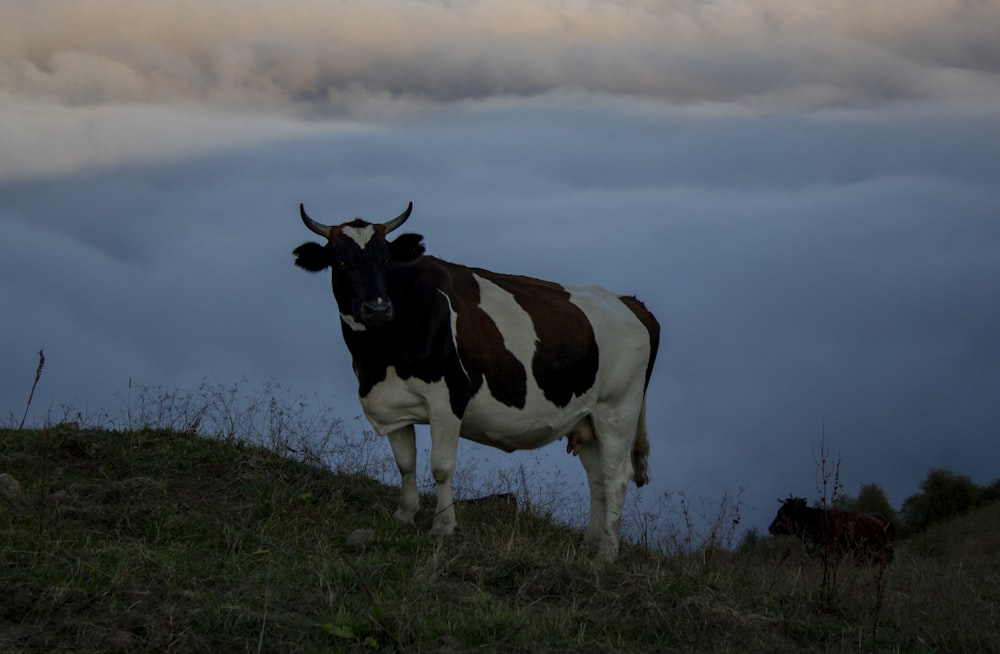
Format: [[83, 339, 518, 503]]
[[293, 202, 425, 331], [768, 496, 808, 536]]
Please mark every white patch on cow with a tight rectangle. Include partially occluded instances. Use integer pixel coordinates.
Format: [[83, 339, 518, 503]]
[[342, 223, 375, 248], [472, 273, 539, 368], [360, 365, 449, 434], [567, 286, 652, 396], [340, 312, 367, 332], [437, 289, 470, 381]]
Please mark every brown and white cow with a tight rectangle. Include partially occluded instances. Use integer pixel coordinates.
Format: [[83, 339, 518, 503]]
[[768, 497, 895, 565], [293, 202, 660, 560]]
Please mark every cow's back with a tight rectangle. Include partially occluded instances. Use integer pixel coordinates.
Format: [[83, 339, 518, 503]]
[[429, 261, 657, 451]]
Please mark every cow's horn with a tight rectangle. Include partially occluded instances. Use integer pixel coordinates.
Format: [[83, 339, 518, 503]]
[[300, 204, 333, 238], [382, 202, 413, 234]]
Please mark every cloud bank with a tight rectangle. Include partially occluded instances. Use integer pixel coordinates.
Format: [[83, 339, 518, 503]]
[[3, 97, 998, 528], [4, 0, 999, 115], [2, 0, 999, 532]]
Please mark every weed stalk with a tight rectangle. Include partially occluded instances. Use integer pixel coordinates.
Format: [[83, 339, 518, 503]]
[[18, 349, 45, 429]]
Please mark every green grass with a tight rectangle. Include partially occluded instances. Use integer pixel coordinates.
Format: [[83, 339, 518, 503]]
[[1, 425, 997, 652]]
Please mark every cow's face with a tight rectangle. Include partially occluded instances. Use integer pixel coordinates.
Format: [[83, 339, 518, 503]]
[[293, 203, 424, 331], [768, 497, 807, 536]]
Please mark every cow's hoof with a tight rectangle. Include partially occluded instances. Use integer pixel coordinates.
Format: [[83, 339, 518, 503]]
[[595, 539, 619, 562], [582, 530, 602, 552], [392, 509, 416, 526], [429, 521, 456, 537]]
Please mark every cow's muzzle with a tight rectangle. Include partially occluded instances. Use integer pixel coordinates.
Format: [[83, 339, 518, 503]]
[[360, 297, 394, 326]]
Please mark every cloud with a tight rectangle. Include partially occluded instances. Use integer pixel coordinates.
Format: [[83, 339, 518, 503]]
[[3, 94, 999, 531], [3, 0, 999, 115], [0, 95, 371, 180], [2, 0, 999, 534]]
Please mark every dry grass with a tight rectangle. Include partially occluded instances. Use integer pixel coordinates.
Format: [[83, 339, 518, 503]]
[[1, 424, 997, 652]]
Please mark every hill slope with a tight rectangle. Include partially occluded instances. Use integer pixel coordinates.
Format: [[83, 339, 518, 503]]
[[1, 426, 997, 652]]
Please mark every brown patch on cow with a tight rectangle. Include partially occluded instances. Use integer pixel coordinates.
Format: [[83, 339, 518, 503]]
[[481, 271, 599, 408], [618, 295, 660, 389], [440, 262, 528, 409]]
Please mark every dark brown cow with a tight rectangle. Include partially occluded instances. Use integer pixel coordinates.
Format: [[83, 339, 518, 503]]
[[768, 497, 894, 564], [293, 202, 660, 561]]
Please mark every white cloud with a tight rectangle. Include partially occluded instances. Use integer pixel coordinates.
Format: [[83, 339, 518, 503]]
[[0, 94, 370, 180], [2, 0, 998, 114], [4, 0, 998, 180], [2, 0, 999, 532]]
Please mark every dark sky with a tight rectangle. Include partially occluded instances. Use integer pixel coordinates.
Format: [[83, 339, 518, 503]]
[[2, 0, 999, 535]]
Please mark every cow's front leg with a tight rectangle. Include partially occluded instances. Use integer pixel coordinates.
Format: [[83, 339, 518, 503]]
[[428, 415, 461, 537], [386, 425, 419, 526]]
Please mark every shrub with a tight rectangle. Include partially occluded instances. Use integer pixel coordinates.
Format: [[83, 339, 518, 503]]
[[901, 468, 980, 534]]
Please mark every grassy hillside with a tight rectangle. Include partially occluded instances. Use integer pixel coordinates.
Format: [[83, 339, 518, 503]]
[[1, 426, 997, 652]]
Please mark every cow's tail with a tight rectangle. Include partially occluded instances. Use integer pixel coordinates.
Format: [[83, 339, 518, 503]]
[[632, 396, 650, 487], [618, 293, 658, 489]]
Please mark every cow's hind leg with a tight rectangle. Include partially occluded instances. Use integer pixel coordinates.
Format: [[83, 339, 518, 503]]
[[577, 440, 607, 552], [588, 403, 642, 562], [386, 425, 419, 525]]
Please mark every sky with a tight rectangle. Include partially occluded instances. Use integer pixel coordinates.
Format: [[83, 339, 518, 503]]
[[2, 0, 999, 537]]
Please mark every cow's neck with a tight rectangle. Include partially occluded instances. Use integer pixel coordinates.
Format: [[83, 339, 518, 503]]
[[341, 320, 396, 393]]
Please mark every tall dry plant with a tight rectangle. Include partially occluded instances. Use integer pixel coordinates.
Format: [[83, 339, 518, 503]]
[[18, 349, 45, 429], [813, 428, 844, 598], [813, 428, 890, 648]]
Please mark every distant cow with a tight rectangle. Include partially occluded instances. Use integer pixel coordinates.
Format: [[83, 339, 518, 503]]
[[293, 202, 660, 561], [768, 497, 894, 564]]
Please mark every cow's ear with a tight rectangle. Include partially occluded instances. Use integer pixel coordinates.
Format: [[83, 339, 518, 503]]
[[389, 233, 425, 263], [293, 242, 330, 272]]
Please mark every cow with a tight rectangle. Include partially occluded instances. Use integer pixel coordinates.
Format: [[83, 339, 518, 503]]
[[293, 202, 659, 561], [768, 497, 895, 565]]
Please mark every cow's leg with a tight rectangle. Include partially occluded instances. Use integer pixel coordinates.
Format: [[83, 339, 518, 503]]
[[428, 415, 462, 537], [577, 440, 606, 551], [386, 425, 419, 525], [589, 403, 642, 562]]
